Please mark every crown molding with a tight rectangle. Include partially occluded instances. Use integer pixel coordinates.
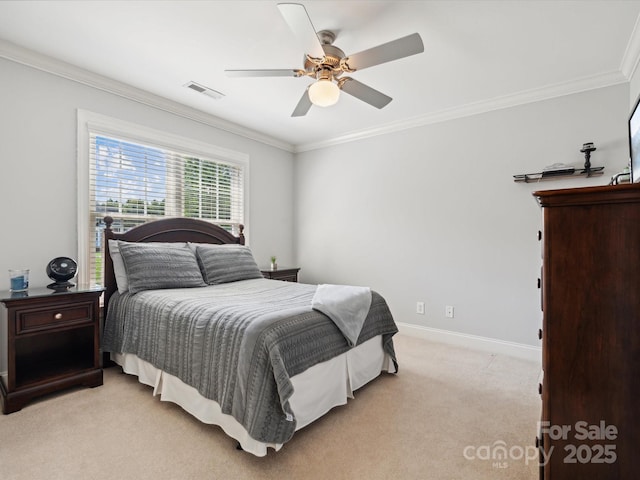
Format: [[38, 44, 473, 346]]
[[295, 70, 628, 152], [0, 39, 295, 153], [0, 38, 630, 155]]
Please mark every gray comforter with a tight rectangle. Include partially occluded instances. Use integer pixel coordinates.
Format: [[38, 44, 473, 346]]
[[102, 278, 398, 445]]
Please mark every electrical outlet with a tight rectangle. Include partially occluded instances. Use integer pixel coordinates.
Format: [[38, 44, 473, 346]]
[[416, 301, 425, 314], [445, 305, 454, 318]]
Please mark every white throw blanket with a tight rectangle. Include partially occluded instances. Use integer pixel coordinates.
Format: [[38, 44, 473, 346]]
[[311, 284, 372, 346]]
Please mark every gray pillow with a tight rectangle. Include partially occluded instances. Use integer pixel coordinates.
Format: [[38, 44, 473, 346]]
[[109, 240, 190, 293], [195, 244, 263, 285], [118, 242, 206, 294]]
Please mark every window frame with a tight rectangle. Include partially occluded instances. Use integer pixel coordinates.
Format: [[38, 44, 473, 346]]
[[77, 110, 250, 286]]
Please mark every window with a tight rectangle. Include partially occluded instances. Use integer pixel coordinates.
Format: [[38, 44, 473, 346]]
[[77, 111, 249, 286]]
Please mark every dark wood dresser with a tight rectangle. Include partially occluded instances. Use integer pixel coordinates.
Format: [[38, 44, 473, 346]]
[[534, 184, 640, 479]]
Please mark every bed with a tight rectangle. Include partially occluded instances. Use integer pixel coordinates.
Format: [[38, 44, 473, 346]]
[[100, 216, 398, 456]]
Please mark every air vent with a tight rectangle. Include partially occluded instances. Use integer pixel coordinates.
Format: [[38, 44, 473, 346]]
[[184, 81, 225, 100]]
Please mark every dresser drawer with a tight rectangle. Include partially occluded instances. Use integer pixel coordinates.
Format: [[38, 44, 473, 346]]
[[16, 303, 93, 334]]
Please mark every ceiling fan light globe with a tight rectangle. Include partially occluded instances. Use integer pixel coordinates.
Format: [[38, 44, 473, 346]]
[[308, 79, 340, 107]]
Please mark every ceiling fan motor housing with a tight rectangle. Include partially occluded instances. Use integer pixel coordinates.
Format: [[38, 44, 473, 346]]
[[304, 41, 346, 79]]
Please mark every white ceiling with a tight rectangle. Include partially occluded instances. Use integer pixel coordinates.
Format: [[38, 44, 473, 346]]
[[1, 1, 640, 151]]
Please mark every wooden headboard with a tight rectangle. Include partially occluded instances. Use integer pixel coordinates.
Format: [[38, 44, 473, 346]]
[[102, 215, 245, 313]]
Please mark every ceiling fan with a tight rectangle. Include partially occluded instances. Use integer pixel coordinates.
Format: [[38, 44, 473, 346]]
[[225, 2, 424, 117]]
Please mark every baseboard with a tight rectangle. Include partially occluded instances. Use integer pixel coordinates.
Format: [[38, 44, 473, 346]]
[[396, 322, 542, 363]]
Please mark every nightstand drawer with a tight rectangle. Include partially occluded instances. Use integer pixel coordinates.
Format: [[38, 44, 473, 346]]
[[275, 273, 298, 282], [17, 303, 93, 334]]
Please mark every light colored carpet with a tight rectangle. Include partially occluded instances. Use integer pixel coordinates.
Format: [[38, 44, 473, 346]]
[[0, 334, 541, 480]]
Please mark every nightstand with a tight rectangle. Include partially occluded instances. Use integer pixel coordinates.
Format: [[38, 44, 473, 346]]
[[0, 286, 104, 414], [261, 267, 300, 282]]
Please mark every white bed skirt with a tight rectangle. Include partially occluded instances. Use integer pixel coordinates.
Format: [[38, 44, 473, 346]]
[[111, 334, 396, 456]]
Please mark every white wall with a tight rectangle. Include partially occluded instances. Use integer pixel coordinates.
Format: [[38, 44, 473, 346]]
[[294, 84, 630, 347], [0, 58, 295, 373]]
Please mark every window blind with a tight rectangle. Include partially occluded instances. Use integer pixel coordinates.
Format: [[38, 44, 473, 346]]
[[87, 133, 245, 286]]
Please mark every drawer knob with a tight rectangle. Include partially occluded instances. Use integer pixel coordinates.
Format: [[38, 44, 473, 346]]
[[54, 313, 63, 320], [538, 328, 543, 340], [538, 383, 543, 395]]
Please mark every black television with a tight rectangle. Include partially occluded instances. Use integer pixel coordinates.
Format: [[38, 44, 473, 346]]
[[630, 94, 640, 183]]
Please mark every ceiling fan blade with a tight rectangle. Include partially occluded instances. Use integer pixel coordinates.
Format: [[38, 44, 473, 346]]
[[340, 78, 392, 109], [343, 33, 424, 71], [291, 89, 312, 117], [225, 69, 301, 78], [277, 3, 325, 61]]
